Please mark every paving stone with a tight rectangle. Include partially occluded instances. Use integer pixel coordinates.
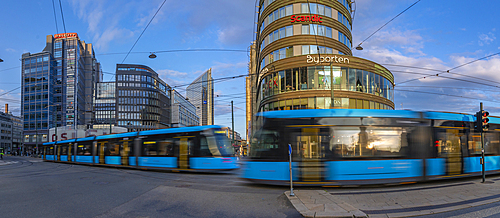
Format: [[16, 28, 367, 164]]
[[294, 203, 309, 213], [301, 198, 317, 204], [365, 214, 389, 218], [300, 211, 316, 218], [325, 204, 348, 213], [304, 203, 324, 211], [315, 211, 353, 218]]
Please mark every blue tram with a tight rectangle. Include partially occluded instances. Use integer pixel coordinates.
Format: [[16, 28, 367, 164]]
[[42, 125, 238, 172], [242, 109, 500, 185]]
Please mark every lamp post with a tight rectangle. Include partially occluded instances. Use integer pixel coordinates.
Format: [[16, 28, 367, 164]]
[[231, 100, 234, 150], [330, 62, 334, 108]]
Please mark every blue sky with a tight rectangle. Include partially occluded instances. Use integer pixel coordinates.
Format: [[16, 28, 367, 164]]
[[0, 0, 499, 139]]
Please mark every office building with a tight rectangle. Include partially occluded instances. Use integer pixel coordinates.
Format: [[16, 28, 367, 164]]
[[115, 64, 171, 131], [93, 82, 116, 130], [186, 69, 214, 125], [21, 33, 101, 150], [171, 89, 199, 127]]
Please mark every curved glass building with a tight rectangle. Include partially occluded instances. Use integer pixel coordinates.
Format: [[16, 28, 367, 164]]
[[254, 0, 394, 113]]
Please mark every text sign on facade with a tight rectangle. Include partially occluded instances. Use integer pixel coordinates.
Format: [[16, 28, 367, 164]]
[[306, 55, 350, 64], [291, 15, 323, 23], [54, 33, 78, 39]]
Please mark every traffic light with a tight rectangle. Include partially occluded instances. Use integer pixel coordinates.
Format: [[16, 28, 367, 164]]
[[482, 111, 489, 131], [475, 111, 490, 132], [475, 111, 481, 132]]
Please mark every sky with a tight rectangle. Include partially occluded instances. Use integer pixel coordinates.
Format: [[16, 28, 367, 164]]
[[0, 0, 499, 139]]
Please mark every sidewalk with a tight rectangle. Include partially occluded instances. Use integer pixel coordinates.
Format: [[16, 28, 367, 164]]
[[286, 177, 500, 217]]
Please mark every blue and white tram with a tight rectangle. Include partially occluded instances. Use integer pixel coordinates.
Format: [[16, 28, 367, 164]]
[[42, 125, 239, 172], [242, 109, 500, 186]]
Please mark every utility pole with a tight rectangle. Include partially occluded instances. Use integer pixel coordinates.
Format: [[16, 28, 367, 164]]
[[231, 101, 234, 149], [481, 102, 485, 183], [330, 63, 334, 108]]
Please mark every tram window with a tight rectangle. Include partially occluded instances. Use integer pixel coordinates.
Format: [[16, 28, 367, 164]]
[[249, 130, 282, 159], [61, 146, 68, 155], [332, 127, 408, 157], [77, 144, 92, 155], [469, 132, 500, 155], [105, 142, 121, 156], [142, 136, 175, 156], [199, 136, 212, 156], [47, 147, 54, 155]]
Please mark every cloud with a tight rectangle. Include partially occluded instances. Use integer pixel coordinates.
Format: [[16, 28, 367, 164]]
[[5, 48, 16, 52], [94, 28, 134, 49], [211, 61, 247, 76], [460, 28, 466, 31], [213, 103, 232, 116], [217, 25, 253, 45], [478, 32, 496, 46], [172, 0, 255, 45]]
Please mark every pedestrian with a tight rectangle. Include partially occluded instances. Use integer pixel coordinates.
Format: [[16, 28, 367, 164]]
[[0, 150, 4, 160]]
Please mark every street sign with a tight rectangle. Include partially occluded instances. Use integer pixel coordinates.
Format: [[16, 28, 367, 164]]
[[288, 144, 292, 155]]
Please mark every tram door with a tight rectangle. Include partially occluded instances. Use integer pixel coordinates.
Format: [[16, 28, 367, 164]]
[[68, 144, 72, 162], [56, 145, 60, 161], [296, 128, 323, 181], [176, 136, 193, 169], [121, 140, 131, 166], [437, 128, 463, 175], [98, 141, 106, 164], [43, 147, 46, 160]]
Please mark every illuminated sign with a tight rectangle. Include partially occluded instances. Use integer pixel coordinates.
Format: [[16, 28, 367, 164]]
[[306, 55, 350, 64], [54, 33, 78, 39], [143, 141, 156, 144], [214, 131, 226, 134], [291, 15, 323, 23]]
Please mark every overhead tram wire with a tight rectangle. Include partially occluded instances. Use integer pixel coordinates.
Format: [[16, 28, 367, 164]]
[[51, 0, 59, 34], [393, 51, 500, 85], [58, 0, 67, 34], [100, 49, 247, 56], [396, 89, 500, 104], [353, 0, 421, 50], [395, 85, 500, 92], [447, 51, 500, 72], [121, 0, 167, 64], [388, 64, 500, 85]]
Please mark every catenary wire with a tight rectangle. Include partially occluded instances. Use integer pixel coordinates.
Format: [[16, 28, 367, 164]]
[[51, 0, 59, 34], [353, 0, 421, 50], [121, 0, 167, 63], [58, 0, 67, 34]]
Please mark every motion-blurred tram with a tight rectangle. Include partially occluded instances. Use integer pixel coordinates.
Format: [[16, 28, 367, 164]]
[[42, 125, 238, 172], [242, 109, 500, 186]]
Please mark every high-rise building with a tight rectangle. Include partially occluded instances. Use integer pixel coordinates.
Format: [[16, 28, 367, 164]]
[[93, 82, 116, 130], [171, 89, 199, 127], [21, 33, 102, 150], [249, 1, 395, 135], [186, 69, 213, 125], [115, 64, 171, 131]]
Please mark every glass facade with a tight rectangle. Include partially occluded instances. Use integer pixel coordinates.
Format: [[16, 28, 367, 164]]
[[116, 64, 171, 131], [94, 82, 116, 126], [21, 53, 54, 138], [186, 69, 213, 126], [260, 66, 394, 100], [171, 89, 199, 127]]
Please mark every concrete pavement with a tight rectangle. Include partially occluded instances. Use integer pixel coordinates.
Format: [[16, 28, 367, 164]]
[[286, 177, 500, 217]]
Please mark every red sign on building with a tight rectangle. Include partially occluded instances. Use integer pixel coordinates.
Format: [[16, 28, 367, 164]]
[[291, 15, 323, 23], [54, 33, 78, 39]]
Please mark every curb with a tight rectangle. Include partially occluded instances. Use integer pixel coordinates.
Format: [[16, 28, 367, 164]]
[[285, 190, 367, 218]]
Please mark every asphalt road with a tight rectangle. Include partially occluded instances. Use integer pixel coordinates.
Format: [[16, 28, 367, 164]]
[[0, 156, 301, 218]]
